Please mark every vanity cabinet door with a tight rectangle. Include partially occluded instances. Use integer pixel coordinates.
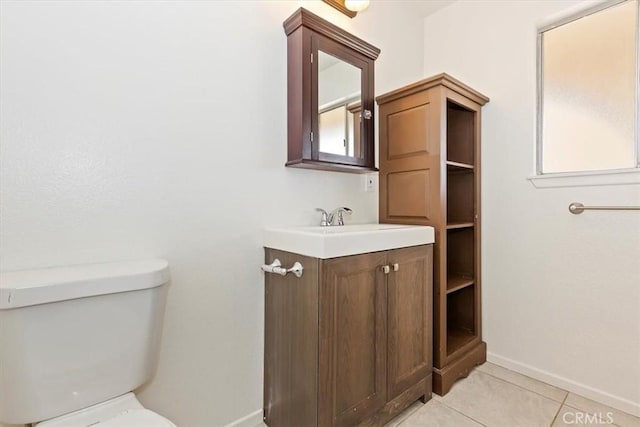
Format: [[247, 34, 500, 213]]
[[319, 252, 387, 427], [387, 245, 433, 400]]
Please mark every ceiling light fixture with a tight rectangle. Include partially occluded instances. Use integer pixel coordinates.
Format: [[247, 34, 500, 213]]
[[322, 0, 370, 18], [344, 0, 370, 12]]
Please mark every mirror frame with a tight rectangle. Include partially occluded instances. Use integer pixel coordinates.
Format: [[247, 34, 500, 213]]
[[283, 8, 380, 173]]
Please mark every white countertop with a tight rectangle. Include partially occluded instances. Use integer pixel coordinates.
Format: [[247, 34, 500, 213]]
[[264, 223, 435, 259]]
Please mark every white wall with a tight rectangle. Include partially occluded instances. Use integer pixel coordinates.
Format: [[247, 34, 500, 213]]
[[422, 0, 640, 415], [0, 1, 425, 426]]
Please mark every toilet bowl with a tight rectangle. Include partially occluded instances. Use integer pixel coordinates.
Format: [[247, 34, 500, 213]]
[[36, 393, 175, 427], [0, 259, 176, 426]]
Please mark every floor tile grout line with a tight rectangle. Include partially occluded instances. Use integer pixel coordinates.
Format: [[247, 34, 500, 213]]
[[561, 403, 624, 427], [481, 367, 639, 423], [438, 370, 563, 427], [394, 371, 635, 427], [438, 399, 490, 426], [396, 397, 489, 427], [567, 396, 640, 422], [549, 393, 569, 426], [548, 399, 626, 427], [476, 369, 568, 404], [478, 367, 569, 402]]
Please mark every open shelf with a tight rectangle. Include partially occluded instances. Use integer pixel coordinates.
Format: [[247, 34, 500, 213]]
[[446, 285, 476, 356], [446, 169, 474, 224], [445, 98, 478, 360], [446, 222, 474, 230], [446, 101, 475, 165], [446, 160, 474, 170], [447, 274, 475, 294], [446, 227, 474, 279], [447, 327, 476, 356]]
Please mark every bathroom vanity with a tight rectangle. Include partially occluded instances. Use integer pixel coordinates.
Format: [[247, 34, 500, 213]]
[[263, 225, 434, 427]]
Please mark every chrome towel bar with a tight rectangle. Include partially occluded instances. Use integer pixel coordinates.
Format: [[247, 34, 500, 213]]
[[568, 202, 640, 214]]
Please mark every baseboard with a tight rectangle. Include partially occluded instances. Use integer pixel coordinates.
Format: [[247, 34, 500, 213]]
[[223, 409, 263, 427], [487, 352, 640, 417]]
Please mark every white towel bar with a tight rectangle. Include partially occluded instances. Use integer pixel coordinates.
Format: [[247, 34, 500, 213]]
[[261, 259, 304, 278]]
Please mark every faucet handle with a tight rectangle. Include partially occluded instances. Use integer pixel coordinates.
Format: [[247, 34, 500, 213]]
[[315, 208, 329, 226], [333, 207, 352, 226]]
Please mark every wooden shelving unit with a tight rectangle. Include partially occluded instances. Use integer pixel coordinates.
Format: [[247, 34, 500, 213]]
[[442, 98, 483, 372], [377, 73, 489, 395]]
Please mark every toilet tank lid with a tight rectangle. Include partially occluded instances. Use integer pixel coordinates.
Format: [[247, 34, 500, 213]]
[[0, 259, 169, 310]]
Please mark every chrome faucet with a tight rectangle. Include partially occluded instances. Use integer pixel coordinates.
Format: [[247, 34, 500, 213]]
[[315, 208, 330, 226], [316, 207, 352, 226], [330, 207, 352, 226]]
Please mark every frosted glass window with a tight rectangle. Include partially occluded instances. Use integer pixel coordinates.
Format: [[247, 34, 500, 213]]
[[538, 0, 639, 174]]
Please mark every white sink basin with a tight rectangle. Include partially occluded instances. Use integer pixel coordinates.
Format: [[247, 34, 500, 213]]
[[264, 224, 434, 259]]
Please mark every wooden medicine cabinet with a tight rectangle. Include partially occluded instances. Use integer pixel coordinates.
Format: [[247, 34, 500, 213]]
[[283, 8, 380, 173]]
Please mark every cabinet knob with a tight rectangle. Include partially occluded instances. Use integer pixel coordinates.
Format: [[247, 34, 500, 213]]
[[392, 263, 399, 272], [381, 265, 390, 274]]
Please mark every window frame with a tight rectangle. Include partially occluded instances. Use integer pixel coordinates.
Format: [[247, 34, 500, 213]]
[[532, 0, 640, 187]]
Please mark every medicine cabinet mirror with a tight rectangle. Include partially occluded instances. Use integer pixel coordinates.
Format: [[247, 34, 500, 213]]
[[283, 8, 380, 173]]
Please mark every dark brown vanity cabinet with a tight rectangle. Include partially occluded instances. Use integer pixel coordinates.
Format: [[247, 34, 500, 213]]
[[264, 245, 433, 427], [376, 74, 489, 395], [283, 8, 380, 173]]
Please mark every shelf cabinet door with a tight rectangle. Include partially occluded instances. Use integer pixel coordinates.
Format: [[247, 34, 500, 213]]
[[387, 245, 433, 400], [319, 252, 387, 426], [378, 87, 442, 225]]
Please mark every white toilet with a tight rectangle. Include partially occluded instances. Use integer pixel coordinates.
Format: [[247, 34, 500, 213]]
[[0, 259, 176, 426]]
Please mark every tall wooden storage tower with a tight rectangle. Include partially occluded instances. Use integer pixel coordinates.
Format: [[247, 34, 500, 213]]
[[377, 74, 489, 394]]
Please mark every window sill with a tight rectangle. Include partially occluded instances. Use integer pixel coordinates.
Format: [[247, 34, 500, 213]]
[[527, 168, 640, 188]]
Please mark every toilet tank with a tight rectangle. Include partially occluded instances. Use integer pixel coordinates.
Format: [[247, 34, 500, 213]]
[[0, 259, 170, 425]]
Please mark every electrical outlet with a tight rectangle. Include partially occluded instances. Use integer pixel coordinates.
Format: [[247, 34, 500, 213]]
[[364, 174, 376, 192]]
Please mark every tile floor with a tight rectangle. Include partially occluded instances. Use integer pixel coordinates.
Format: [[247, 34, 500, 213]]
[[384, 363, 640, 427]]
